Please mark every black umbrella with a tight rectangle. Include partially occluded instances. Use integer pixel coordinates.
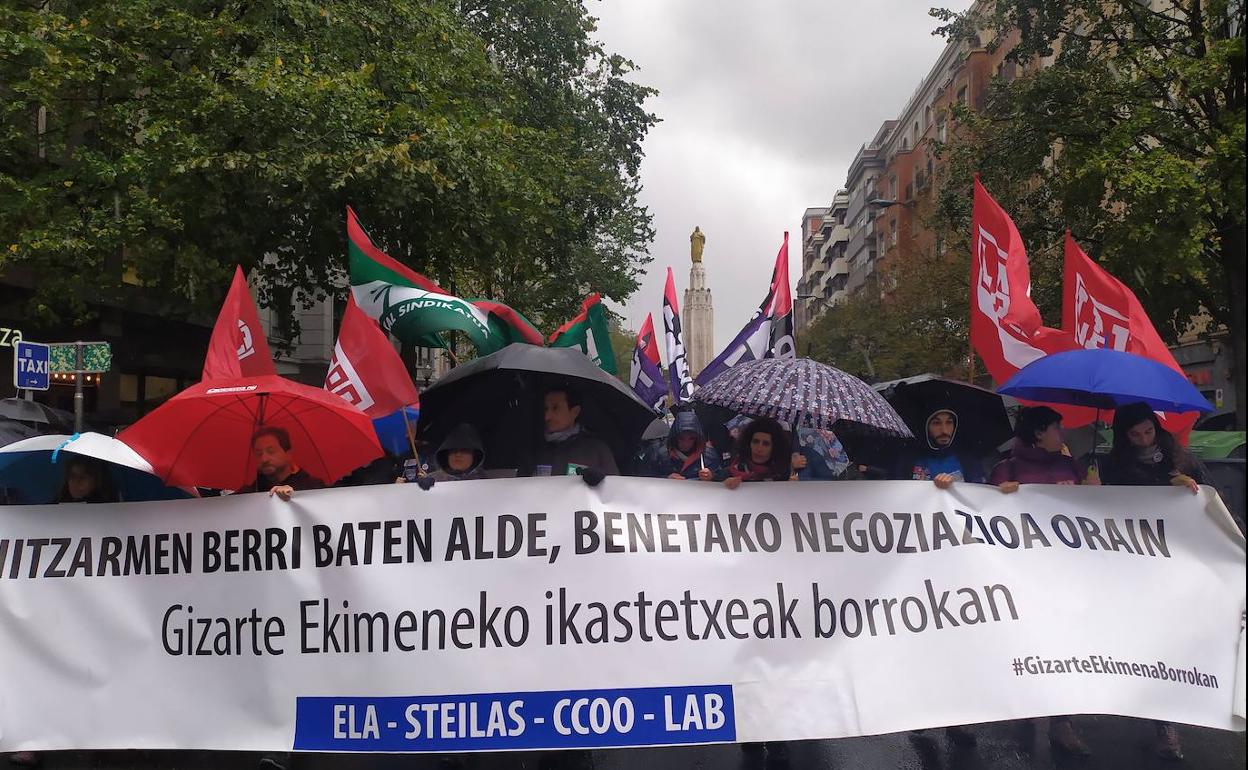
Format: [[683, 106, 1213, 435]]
[[877, 374, 1013, 452], [416, 344, 658, 473], [0, 398, 73, 428], [840, 374, 1014, 469]]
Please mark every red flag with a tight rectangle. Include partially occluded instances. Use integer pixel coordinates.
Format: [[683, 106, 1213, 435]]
[[969, 179, 1092, 424], [202, 266, 277, 380], [1062, 232, 1198, 439], [325, 297, 420, 418]]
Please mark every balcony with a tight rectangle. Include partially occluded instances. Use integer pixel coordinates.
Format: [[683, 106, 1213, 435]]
[[830, 256, 849, 277]]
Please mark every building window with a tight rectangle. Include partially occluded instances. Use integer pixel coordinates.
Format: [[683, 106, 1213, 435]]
[[956, 85, 967, 104], [937, 119, 947, 143], [889, 218, 897, 246], [889, 175, 897, 198], [924, 106, 932, 127]]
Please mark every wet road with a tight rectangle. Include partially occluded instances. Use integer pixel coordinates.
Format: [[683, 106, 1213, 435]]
[[17, 716, 1245, 769]]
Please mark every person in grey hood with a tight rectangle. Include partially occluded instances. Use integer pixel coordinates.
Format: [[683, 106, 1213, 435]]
[[431, 423, 489, 482], [644, 409, 718, 480]]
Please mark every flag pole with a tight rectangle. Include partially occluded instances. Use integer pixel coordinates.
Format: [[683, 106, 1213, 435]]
[[399, 406, 424, 476]]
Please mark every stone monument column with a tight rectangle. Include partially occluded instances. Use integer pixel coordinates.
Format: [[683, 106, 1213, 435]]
[[683, 227, 715, 379]]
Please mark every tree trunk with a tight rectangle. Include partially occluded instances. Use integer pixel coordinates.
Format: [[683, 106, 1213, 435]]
[[1219, 216, 1247, 429]]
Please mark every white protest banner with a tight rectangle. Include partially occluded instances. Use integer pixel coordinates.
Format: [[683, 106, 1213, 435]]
[[0, 478, 1243, 752]]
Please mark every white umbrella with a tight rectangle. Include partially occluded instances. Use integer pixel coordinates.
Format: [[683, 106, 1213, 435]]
[[0, 432, 192, 503]]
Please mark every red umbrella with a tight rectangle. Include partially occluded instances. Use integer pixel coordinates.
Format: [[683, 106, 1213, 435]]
[[119, 375, 382, 489]]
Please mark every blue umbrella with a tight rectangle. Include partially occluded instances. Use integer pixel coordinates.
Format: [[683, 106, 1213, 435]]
[[372, 405, 420, 456], [998, 349, 1213, 414]]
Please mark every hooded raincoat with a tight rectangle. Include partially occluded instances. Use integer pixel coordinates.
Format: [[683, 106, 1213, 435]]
[[893, 408, 988, 483], [643, 410, 720, 479]]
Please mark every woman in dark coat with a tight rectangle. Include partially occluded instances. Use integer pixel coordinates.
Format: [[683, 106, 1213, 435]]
[[988, 406, 1093, 757], [1102, 401, 1203, 493], [1101, 402, 1201, 760]]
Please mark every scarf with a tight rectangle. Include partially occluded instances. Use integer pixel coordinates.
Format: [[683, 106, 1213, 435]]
[[544, 423, 583, 444], [670, 440, 707, 472], [732, 460, 778, 482]]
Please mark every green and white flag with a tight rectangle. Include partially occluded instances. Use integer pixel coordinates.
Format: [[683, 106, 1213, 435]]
[[347, 207, 543, 355], [548, 293, 618, 375]]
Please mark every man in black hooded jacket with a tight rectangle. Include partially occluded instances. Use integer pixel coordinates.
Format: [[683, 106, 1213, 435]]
[[892, 408, 988, 489]]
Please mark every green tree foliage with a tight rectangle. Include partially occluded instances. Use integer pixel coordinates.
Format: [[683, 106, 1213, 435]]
[[930, 0, 1246, 425], [0, 0, 656, 335], [607, 316, 636, 386], [805, 256, 972, 384]]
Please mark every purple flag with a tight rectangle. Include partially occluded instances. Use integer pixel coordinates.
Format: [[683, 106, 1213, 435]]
[[630, 314, 667, 411], [697, 234, 796, 386]]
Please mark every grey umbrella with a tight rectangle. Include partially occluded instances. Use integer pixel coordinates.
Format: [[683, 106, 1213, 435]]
[[416, 344, 658, 472], [642, 416, 672, 442], [0, 398, 73, 428], [0, 418, 39, 448]]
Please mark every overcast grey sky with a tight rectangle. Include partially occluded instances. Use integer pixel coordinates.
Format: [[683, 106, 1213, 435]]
[[592, 0, 971, 345]]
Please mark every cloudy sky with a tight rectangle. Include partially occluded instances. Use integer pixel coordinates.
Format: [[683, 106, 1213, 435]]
[[593, 0, 971, 345]]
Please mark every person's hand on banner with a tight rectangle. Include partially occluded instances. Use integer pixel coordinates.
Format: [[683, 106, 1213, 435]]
[[416, 477, 436, 491], [998, 481, 1020, 494], [697, 467, 714, 482], [668, 473, 685, 481], [577, 467, 605, 487], [934, 473, 955, 490], [268, 485, 295, 501], [723, 476, 742, 490], [791, 453, 807, 471], [1171, 473, 1200, 494]]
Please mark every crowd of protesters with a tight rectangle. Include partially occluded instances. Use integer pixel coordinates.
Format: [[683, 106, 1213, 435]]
[[4, 378, 1211, 767]]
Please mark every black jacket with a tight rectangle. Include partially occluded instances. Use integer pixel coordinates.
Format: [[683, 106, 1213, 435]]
[[240, 467, 325, 493]]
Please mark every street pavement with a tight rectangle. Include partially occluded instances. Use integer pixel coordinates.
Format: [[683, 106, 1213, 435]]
[[18, 717, 1245, 769]]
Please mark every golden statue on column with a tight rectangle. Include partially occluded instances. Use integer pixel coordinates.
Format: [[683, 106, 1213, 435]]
[[690, 226, 705, 263]]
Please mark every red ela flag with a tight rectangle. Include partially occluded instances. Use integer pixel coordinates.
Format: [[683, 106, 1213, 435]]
[[1063, 232, 1198, 439], [325, 297, 420, 418], [969, 179, 1094, 425], [202, 266, 277, 380]]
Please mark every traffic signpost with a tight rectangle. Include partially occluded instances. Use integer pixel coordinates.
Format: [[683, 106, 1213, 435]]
[[13, 341, 50, 392]]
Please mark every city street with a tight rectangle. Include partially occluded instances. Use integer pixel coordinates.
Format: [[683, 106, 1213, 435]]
[[23, 717, 1246, 769], [2, 0, 1245, 767]]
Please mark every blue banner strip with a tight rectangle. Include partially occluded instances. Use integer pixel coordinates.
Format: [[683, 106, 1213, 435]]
[[293, 684, 735, 752]]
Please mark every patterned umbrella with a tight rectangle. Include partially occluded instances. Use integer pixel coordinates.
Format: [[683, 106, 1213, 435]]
[[693, 358, 912, 438]]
